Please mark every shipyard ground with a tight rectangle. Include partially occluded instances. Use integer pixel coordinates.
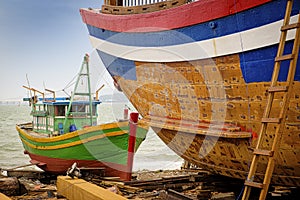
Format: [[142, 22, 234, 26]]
[[1, 168, 299, 200]]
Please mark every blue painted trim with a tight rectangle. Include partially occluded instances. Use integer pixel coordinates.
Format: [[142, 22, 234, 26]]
[[97, 50, 137, 81], [87, 0, 299, 47]]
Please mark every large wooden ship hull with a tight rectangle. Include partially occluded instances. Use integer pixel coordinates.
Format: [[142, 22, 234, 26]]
[[17, 121, 148, 180], [80, 0, 300, 186]]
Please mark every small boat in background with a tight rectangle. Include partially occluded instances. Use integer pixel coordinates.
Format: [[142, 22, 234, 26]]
[[16, 54, 148, 181]]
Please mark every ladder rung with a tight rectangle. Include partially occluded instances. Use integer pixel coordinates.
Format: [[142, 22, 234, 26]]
[[275, 54, 294, 62], [74, 93, 90, 96], [244, 180, 265, 188], [281, 22, 300, 31], [253, 149, 274, 157], [261, 118, 281, 123], [268, 86, 288, 92]]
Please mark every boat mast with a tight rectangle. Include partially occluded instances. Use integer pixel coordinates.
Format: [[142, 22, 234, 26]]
[[64, 54, 93, 128]]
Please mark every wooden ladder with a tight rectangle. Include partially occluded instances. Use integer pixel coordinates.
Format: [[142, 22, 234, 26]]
[[242, 0, 300, 200]]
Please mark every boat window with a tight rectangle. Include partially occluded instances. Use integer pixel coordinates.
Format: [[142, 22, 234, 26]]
[[48, 117, 54, 132], [48, 105, 54, 115], [71, 104, 86, 113], [85, 105, 97, 116], [55, 105, 66, 116], [33, 116, 37, 130], [92, 105, 97, 116], [36, 105, 45, 111]]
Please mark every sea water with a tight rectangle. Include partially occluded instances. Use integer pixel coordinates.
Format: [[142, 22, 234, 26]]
[[0, 103, 182, 171]]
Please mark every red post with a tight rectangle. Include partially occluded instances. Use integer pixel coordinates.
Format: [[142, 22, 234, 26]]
[[126, 112, 139, 181], [123, 106, 129, 120]]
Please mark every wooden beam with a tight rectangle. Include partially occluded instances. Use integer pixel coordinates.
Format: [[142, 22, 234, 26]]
[[57, 176, 127, 200], [0, 193, 12, 200]]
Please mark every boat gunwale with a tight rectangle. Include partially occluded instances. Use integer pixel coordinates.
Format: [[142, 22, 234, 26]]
[[16, 121, 129, 143], [80, 0, 273, 33], [18, 128, 129, 150]]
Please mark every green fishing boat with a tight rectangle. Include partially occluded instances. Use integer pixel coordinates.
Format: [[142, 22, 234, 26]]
[[16, 54, 148, 181]]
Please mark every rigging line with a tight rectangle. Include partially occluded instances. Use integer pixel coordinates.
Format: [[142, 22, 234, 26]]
[[62, 89, 71, 97], [26, 74, 32, 98], [88, 49, 116, 91], [63, 73, 78, 90], [98, 73, 114, 90], [65, 81, 76, 90], [92, 65, 115, 91]]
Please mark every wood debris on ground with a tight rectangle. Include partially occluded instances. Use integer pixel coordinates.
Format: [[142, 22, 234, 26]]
[[1, 167, 299, 200]]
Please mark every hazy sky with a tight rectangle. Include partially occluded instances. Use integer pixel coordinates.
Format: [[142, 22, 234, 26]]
[[0, 0, 116, 101]]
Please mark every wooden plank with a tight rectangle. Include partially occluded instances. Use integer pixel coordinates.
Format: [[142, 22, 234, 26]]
[[244, 181, 264, 189], [168, 189, 194, 200], [57, 176, 127, 200]]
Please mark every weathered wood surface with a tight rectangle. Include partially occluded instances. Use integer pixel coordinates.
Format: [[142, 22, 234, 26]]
[[0, 177, 19, 196], [7, 170, 43, 179], [2, 169, 298, 199], [114, 53, 300, 186]]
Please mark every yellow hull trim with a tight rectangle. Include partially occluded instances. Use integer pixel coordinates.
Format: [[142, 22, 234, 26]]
[[20, 129, 128, 150], [16, 121, 128, 143]]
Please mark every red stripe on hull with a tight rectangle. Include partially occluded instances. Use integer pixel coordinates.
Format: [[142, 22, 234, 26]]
[[27, 152, 132, 181], [80, 0, 270, 32]]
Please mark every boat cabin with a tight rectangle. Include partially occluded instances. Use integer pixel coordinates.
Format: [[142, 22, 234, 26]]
[[24, 97, 101, 136], [22, 54, 103, 136]]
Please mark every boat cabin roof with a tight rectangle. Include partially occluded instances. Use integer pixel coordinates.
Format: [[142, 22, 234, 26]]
[[23, 97, 101, 106], [41, 100, 101, 106]]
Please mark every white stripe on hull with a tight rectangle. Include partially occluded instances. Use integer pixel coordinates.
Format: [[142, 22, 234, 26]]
[[89, 15, 298, 62]]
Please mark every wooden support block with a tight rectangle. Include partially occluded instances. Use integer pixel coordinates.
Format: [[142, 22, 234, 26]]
[[57, 176, 127, 200], [0, 193, 12, 200], [244, 180, 264, 188]]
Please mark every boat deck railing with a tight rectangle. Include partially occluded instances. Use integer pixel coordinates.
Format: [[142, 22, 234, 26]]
[[104, 0, 177, 7], [102, 0, 191, 15]]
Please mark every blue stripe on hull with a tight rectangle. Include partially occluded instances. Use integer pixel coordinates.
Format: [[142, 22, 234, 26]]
[[241, 42, 300, 82], [87, 0, 299, 47], [97, 42, 300, 83], [97, 50, 137, 80]]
